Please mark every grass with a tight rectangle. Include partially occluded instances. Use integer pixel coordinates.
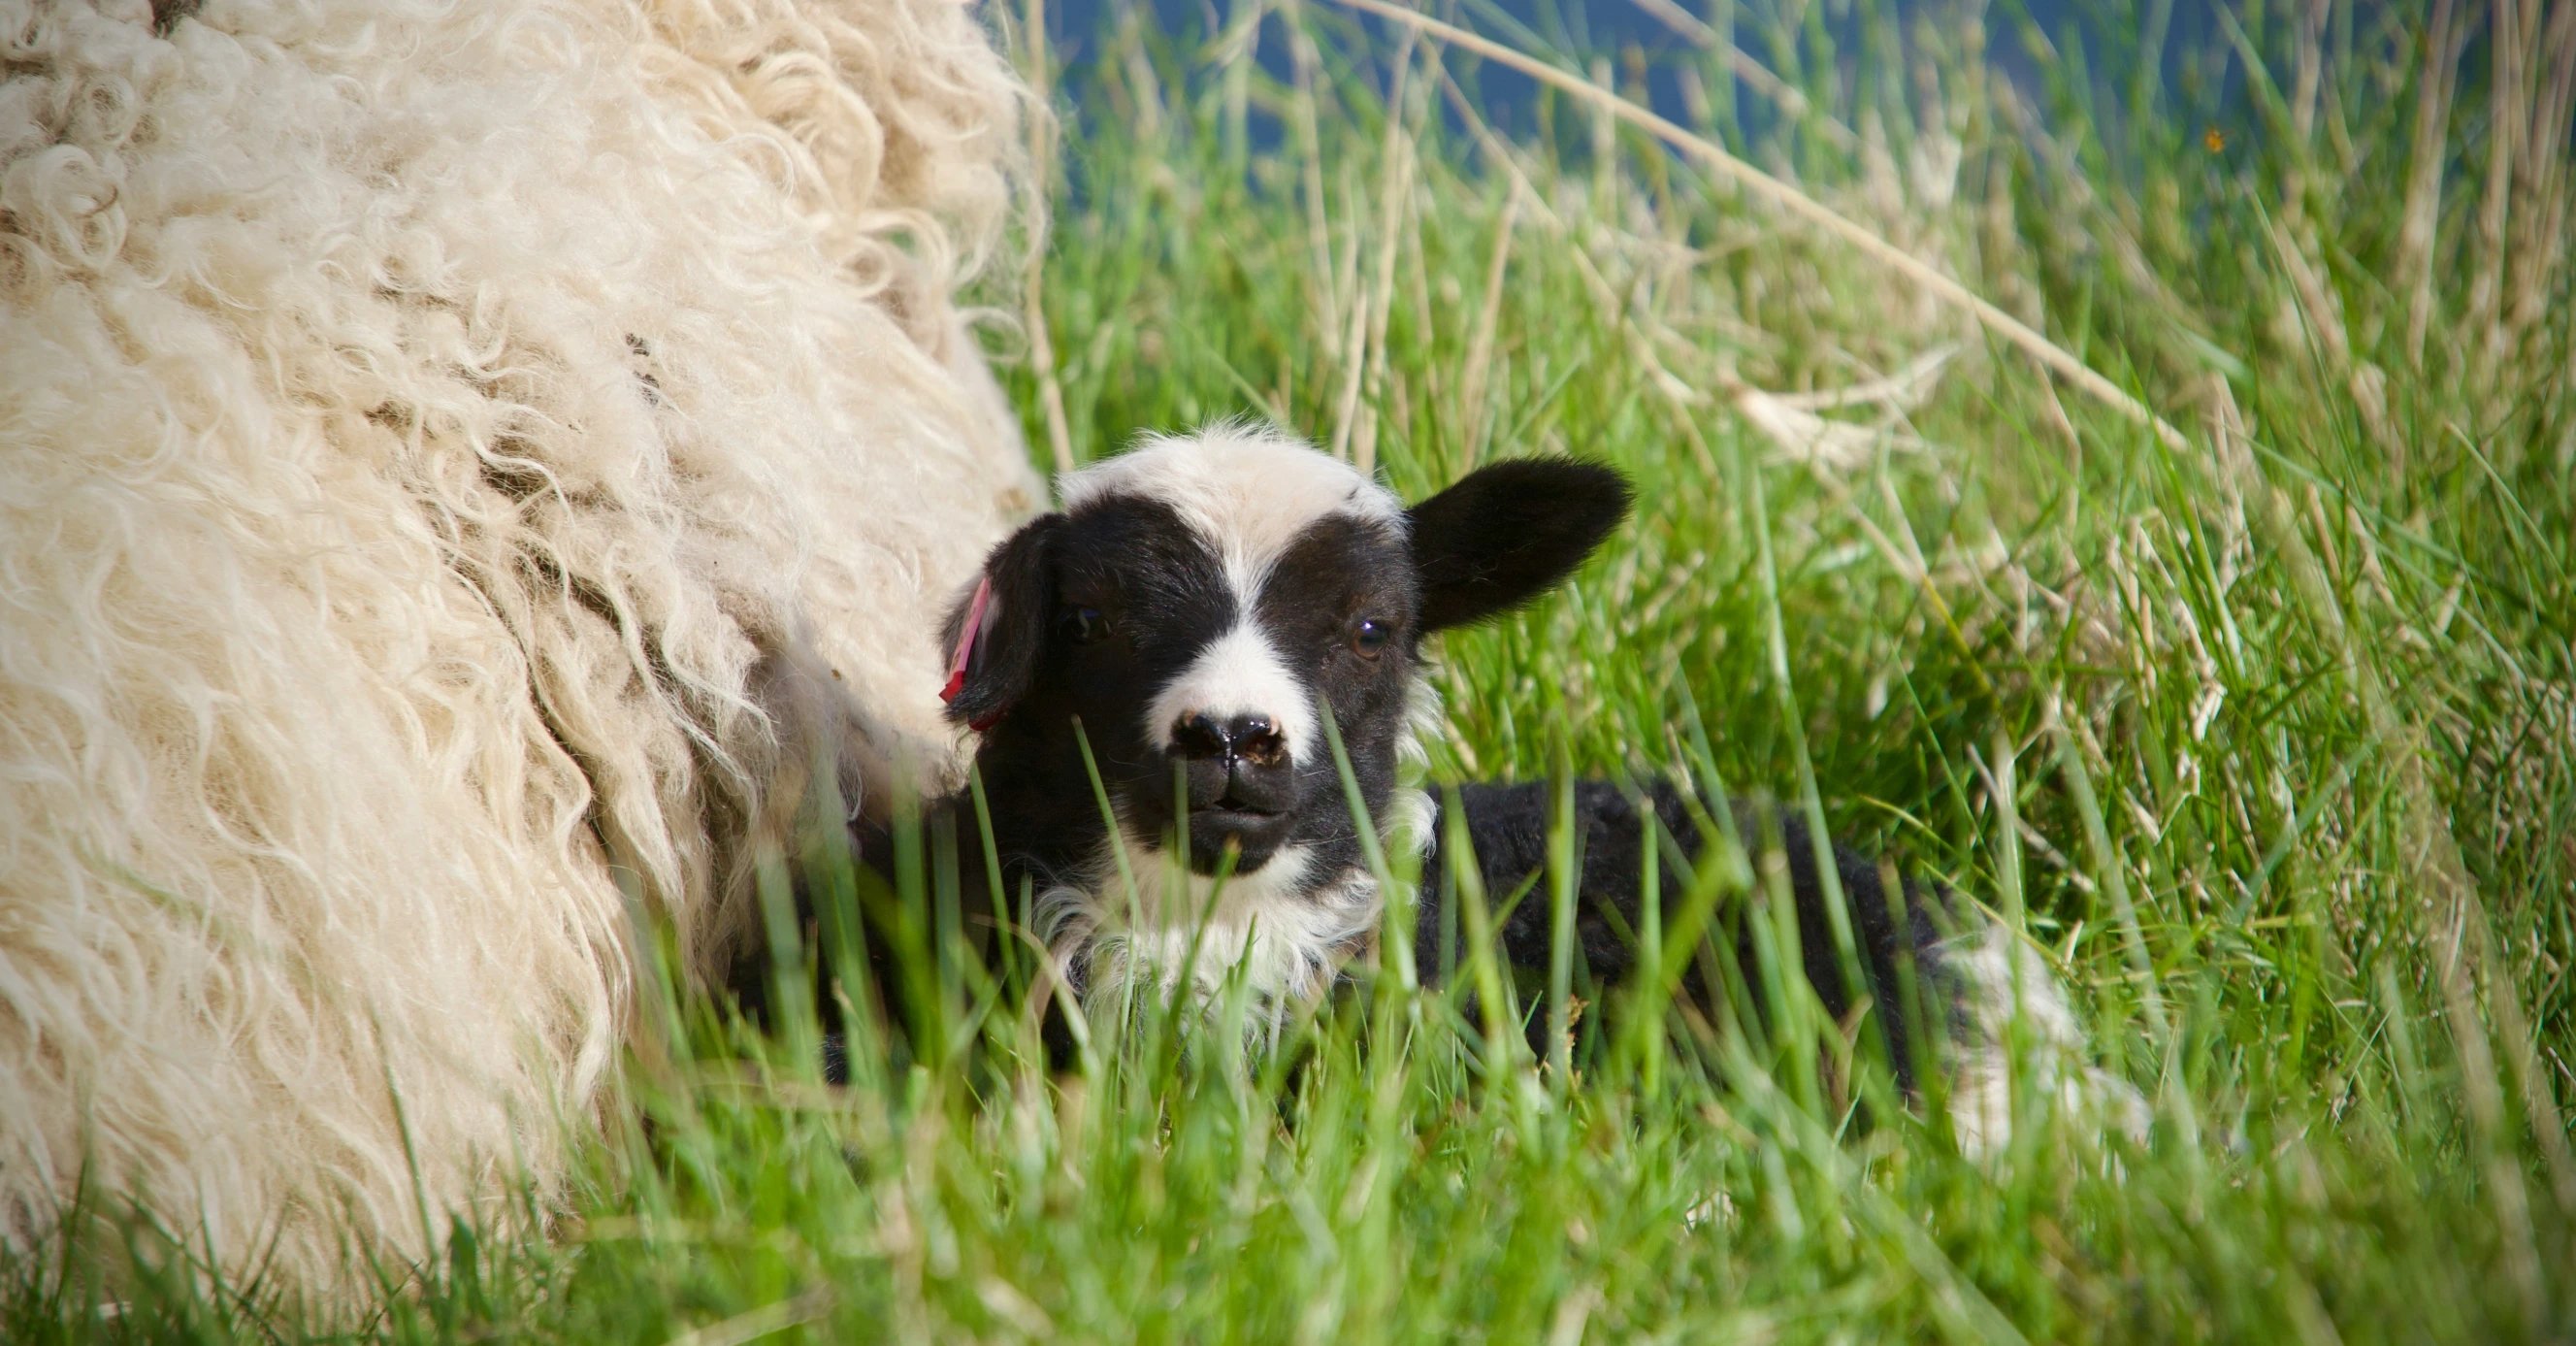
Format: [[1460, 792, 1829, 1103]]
[[12, 0, 2576, 1339]]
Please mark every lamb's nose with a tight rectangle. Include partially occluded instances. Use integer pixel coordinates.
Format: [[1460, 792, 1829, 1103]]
[[1171, 712, 1287, 766]]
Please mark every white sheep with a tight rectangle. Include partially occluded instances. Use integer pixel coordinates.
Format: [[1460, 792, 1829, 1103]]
[[0, 0, 1036, 1294]]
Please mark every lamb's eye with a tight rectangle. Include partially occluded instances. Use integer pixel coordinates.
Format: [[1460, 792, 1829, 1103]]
[[1351, 617, 1392, 658], [1060, 607, 1110, 644]]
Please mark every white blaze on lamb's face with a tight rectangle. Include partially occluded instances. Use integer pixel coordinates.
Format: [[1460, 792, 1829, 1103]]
[[941, 425, 1632, 1013], [1145, 624, 1320, 764], [1067, 428, 1409, 769]]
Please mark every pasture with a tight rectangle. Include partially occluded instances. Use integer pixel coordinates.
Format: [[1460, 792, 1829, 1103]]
[[11, 0, 2575, 1340]]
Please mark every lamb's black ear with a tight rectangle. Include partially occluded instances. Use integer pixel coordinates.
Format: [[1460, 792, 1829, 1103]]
[[1408, 458, 1631, 631], [941, 513, 1065, 730]]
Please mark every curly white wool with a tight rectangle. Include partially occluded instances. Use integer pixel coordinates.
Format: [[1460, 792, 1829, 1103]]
[[0, 0, 1036, 1293]]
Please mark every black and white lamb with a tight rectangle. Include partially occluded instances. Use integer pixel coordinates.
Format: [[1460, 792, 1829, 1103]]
[[802, 425, 2145, 1151]]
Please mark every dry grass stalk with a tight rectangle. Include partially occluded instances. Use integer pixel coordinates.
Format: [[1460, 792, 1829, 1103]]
[[2399, 0, 2463, 368], [2291, 0, 2328, 143], [1731, 357, 1946, 472], [1769, 345, 1958, 411], [1457, 190, 1521, 466], [1354, 35, 1422, 476], [1217, 0, 1262, 160], [2266, 217, 2401, 464], [1328, 169, 1371, 458], [1291, 20, 1342, 365], [1590, 55, 1616, 211], [1020, 0, 1076, 476], [2467, 0, 2540, 378], [2504, 0, 2576, 351]]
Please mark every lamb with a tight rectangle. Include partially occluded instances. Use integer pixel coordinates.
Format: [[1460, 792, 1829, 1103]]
[[797, 426, 2145, 1150], [2, 0, 1035, 1295]]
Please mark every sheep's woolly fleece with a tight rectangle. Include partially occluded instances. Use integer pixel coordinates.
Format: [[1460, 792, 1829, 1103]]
[[0, 0, 1038, 1292]]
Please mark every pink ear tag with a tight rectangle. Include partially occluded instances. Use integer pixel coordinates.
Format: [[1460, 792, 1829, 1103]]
[[939, 575, 995, 726]]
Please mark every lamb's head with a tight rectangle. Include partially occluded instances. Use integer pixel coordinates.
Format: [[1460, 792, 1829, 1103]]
[[940, 426, 1629, 892]]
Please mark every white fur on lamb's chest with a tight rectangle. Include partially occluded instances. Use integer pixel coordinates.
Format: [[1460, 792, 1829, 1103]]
[[1037, 787, 1433, 1023]]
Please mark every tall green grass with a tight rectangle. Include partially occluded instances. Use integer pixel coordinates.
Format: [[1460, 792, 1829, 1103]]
[[11, 0, 2573, 1339]]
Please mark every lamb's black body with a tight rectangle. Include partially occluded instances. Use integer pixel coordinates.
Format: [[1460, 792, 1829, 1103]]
[[748, 776, 1956, 1091], [1417, 781, 1952, 1088]]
